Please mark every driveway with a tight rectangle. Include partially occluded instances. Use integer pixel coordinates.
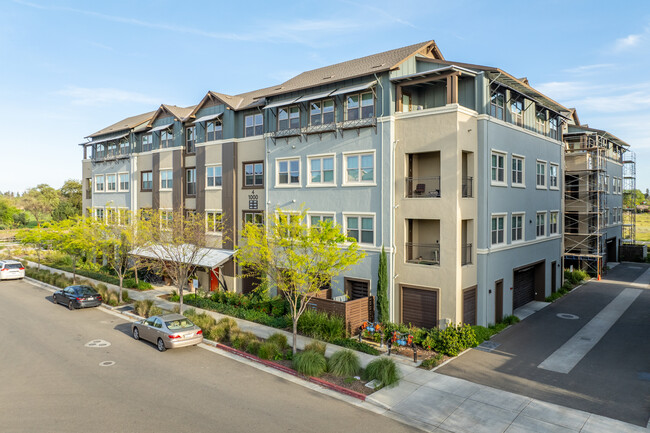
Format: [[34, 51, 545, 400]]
[[437, 262, 650, 427]]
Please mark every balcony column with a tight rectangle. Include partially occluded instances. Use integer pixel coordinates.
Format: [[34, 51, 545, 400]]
[[396, 84, 403, 112], [446, 74, 458, 104]]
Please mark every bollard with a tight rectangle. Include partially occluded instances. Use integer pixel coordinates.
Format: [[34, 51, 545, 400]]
[[358, 327, 363, 343], [412, 342, 417, 363], [387, 340, 392, 356], [380, 331, 384, 348]]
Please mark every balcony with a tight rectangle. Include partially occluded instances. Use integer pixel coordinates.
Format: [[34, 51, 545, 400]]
[[405, 243, 440, 266], [406, 177, 440, 198], [462, 243, 472, 265], [462, 176, 473, 198], [406, 219, 440, 266], [406, 151, 441, 198], [85, 190, 91, 200]]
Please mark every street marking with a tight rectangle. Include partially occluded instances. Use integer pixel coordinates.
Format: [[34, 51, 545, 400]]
[[633, 268, 650, 285], [99, 361, 115, 367], [556, 313, 579, 320], [85, 339, 111, 348], [538, 288, 641, 374]]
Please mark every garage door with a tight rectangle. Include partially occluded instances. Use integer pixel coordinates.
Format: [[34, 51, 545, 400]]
[[402, 287, 437, 329], [463, 287, 477, 326], [513, 267, 535, 310]]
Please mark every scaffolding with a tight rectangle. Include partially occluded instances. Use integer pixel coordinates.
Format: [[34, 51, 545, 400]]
[[622, 151, 636, 243]]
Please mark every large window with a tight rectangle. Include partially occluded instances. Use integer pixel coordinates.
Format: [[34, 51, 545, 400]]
[[490, 88, 505, 120], [345, 92, 374, 121], [118, 173, 129, 192], [346, 215, 374, 245], [244, 212, 264, 226], [186, 168, 196, 196], [106, 174, 117, 192], [550, 212, 559, 234], [185, 126, 195, 153], [344, 152, 374, 184], [141, 171, 152, 191], [95, 208, 104, 221], [160, 129, 173, 148], [244, 162, 263, 187], [310, 100, 335, 125], [160, 169, 173, 190], [491, 215, 505, 245], [206, 211, 222, 233], [536, 109, 547, 135], [549, 164, 558, 189], [511, 155, 524, 186], [278, 106, 300, 130], [536, 161, 546, 188], [245, 114, 264, 137], [119, 139, 129, 155], [512, 214, 523, 242], [94, 175, 105, 192], [142, 134, 153, 152], [549, 116, 559, 140], [308, 155, 335, 185], [510, 98, 523, 127], [277, 158, 300, 186], [206, 165, 222, 188], [491, 151, 505, 184], [161, 210, 173, 229], [309, 214, 334, 228], [207, 120, 222, 141], [536, 212, 546, 237]]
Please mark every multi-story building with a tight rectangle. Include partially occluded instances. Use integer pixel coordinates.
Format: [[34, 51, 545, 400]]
[[79, 40, 595, 327]]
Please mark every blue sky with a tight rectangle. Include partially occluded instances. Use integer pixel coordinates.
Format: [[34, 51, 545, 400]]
[[1, 0, 649, 192]]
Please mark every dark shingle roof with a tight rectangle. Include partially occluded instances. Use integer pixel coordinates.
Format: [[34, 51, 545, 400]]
[[87, 110, 156, 138]]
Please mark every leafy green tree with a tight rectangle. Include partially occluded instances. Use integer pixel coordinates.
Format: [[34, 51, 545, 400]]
[[49, 217, 95, 283], [16, 225, 52, 270], [96, 213, 133, 303], [0, 196, 18, 228], [376, 246, 389, 323], [21, 184, 59, 226], [237, 208, 366, 355], [59, 179, 82, 216]]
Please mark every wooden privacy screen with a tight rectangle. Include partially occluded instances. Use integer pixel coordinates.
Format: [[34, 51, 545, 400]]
[[305, 290, 374, 336]]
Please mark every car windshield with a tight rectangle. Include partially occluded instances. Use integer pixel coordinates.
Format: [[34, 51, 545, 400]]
[[6, 263, 22, 269], [165, 319, 194, 330], [77, 287, 97, 296]]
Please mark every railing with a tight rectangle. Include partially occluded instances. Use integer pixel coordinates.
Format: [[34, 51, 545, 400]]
[[85, 190, 91, 200], [303, 123, 336, 134], [462, 176, 473, 198], [406, 177, 440, 198], [273, 127, 301, 138], [405, 242, 440, 266], [462, 243, 472, 265], [340, 117, 376, 130]]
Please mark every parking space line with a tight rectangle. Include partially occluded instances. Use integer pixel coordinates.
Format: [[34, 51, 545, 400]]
[[538, 288, 642, 374]]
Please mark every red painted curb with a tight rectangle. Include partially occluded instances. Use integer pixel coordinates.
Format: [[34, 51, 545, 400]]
[[309, 377, 367, 401]]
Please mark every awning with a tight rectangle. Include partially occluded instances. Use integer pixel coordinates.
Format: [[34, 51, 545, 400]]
[[129, 245, 236, 269], [192, 112, 223, 124], [294, 89, 336, 103], [330, 81, 376, 96], [390, 65, 478, 84], [149, 123, 173, 132], [487, 72, 568, 116], [264, 96, 301, 110], [89, 133, 128, 145]]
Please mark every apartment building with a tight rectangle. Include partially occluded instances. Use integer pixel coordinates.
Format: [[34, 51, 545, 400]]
[[80, 40, 576, 327]]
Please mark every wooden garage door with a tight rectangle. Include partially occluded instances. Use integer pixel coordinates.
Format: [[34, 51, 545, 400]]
[[513, 267, 535, 310], [402, 287, 437, 329], [347, 279, 369, 300], [463, 287, 477, 326]]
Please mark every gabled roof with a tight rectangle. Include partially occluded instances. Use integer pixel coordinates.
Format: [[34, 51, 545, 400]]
[[187, 84, 280, 118], [565, 125, 630, 148], [146, 104, 196, 127], [258, 40, 444, 99], [87, 110, 156, 138]]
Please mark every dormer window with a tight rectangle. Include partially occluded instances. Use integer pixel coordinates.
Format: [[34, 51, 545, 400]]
[[278, 106, 300, 130], [207, 120, 222, 141]]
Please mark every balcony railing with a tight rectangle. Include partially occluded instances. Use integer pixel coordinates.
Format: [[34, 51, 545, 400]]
[[85, 190, 91, 200], [405, 242, 440, 266], [462, 243, 472, 265], [462, 176, 473, 198], [406, 177, 440, 198]]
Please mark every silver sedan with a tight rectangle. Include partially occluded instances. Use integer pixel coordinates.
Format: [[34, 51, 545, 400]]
[[131, 313, 203, 352]]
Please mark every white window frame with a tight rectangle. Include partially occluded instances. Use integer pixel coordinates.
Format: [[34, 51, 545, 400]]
[[94, 207, 105, 221], [244, 113, 264, 137], [307, 154, 336, 187], [206, 210, 223, 233], [307, 212, 336, 228], [511, 154, 525, 187], [94, 175, 105, 193], [491, 213, 506, 246], [342, 212, 375, 246], [206, 165, 222, 189], [106, 173, 117, 192], [160, 209, 173, 230], [491, 150, 507, 186], [160, 169, 173, 190], [342, 150, 376, 186], [511, 212, 525, 243], [118, 172, 129, 192], [536, 160, 547, 189], [549, 211, 559, 235], [276, 157, 301, 187], [536, 212, 546, 238], [185, 126, 196, 153], [141, 133, 153, 152], [549, 163, 559, 190]]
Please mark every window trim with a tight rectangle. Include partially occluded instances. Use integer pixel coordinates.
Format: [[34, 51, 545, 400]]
[[243, 161, 264, 189], [94, 174, 105, 193], [342, 150, 376, 186], [306, 153, 336, 187], [490, 213, 506, 246], [511, 212, 525, 243], [244, 113, 264, 137], [549, 211, 559, 235], [160, 128, 173, 149], [536, 211, 546, 238], [309, 99, 335, 126], [205, 209, 223, 234], [185, 126, 196, 154], [185, 167, 196, 197], [275, 157, 302, 188], [342, 212, 376, 247], [277, 105, 301, 131], [205, 164, 223, 190], [306, 212, 336, 228], [511, 154, 525, 188], [141, 133, 153, 152], [243, 210, 264, 226], [206, 119, 223, 142], [141, 171, 153, 192], [536, 160, 547, 189], [106, 173, 117, 192], [344, 91, 375, 121], [160, 169, 173, 191], [490, 150, 507, 187], [94, 207, 105, 221], [549, 163, 559, 190], [118, 172, 130, 192]]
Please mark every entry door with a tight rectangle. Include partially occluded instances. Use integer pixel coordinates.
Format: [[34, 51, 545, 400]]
[[551, 261, 557, 294], [462, 287, 477, 326], [210, 268, 220, 292], [495, 280, 503, 323]]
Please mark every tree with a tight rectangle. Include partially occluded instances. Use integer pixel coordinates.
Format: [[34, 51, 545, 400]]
[[138, 209, 212, 312], [96, 214, 133, 303], [376, 246, 389, 323], [49, 217, 95, 284], [0, 196, 18, 228], [237, 208, 365, 355], [59, 179, 82, 216], [16, 224, 52, 270], [21, 184, 59, 226]]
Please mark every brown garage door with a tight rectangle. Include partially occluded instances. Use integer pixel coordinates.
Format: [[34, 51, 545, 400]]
[[402, 286, 437, 329], [463, 287, 477, 325], [513, 267, 535, 310]]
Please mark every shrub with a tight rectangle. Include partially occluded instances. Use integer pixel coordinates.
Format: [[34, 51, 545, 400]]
[[121, 290, 130, 303], [293, 350, 327, 377], [246, 340, 261, 356], [502, 315, 520, 326], [257, 341, 281, 360], [231, 331, 258, 350], [328, 349, 360, 377], [297, 310, 345, 341], [471, 326, 492, 345], [304, 340, 327, 356], [420, 353, 444, 370], [330, 338, 380, 355], [267, 333, 289, 351], [364, 357, 399, 387], [149, 305, 162, 316], [435, 324, 478, 356], [107, 291, 119, 306], [133, 299, 154, 317]]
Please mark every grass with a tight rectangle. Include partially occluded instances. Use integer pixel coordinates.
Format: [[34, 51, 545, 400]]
[[634, 213, 650, 242], [292, 350, 327, 377], [363, 357, 400, 387], [471, 315, 520, 345], [327, 349, 361, 377]]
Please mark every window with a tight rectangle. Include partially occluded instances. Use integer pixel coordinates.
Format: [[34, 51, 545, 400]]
[[549, 164, 558, 189], [308, 155, 335, 185], [141, 171, 152, 191], [95, 143, 106, 159], [245, 113, 264, 137], [118, 173, 129, 192], [278, 106, 300, 130], [142, 134, 153, 152], [206, 165, 222, 188], [605, 176, 610, 193], [161, 210, 173, 229], [346, 215, 374, 245], [550, 212, 559, 234], [536, 108, 547, 135], [207, 120, 222, 141], [185, 126, 195, 153], [491, 215, 505, 245], [95, 208, 104, 221], [536, 212, 546, 237], [490, 88, 505, 120], [511, 214, 523, 242], [549, 116, 559, 140], [344, 152, 374, 184], [511, 156, 524, 186], [277, 158, 300, 186], [160, 169, 173, 190], [95, 175, 104, 192], [186, 168, 196, 196], [118, 208, 129, 226], [310, 100, 335, 125], [536, 161, 546, 188], [491, 151, 505, 184], [244, 212, 263, 226], [106, 174, 117, 192], [119, 139, 129, 155], [244, 162, 264, 187], [107, 142, 117, 158], [160, 129, 173, 148], [510, 98, 523, 127], [206, 211, 223, 233], [346, 92, 374, 121], [309, 214, 334, 228], [106, 208, 117, 224]]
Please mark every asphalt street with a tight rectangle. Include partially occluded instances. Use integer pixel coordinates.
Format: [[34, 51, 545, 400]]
[[0, 279, 418, 433], [438, 262, 650, 427]]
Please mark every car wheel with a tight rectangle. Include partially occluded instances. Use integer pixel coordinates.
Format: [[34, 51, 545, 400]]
[[157, 338, 166, 352], [132, 327, 140, 340], [68, 300, 75, 311]]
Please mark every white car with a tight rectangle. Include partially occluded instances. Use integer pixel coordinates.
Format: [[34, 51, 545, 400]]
[[0, 260, 25, 280]]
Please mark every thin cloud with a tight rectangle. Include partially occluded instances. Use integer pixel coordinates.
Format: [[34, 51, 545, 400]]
[[562, 64, 614, 74], [56, 86, 160, 106], [614, 33, 642, 51], [338, 0, 418, 29]]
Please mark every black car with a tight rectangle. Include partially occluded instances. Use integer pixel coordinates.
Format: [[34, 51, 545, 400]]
[[53, 285, 103, 310]]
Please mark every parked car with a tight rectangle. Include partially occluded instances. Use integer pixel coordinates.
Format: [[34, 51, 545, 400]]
[[0, 260, 25, 280], [131, 313, 203, 352], [52, 285, 102, 310]]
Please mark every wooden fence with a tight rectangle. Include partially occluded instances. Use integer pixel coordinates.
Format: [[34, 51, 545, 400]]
[[304, 290, 374, 336]]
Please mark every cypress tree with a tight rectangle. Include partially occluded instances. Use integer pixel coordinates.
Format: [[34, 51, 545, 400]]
[[376, 246, 389, 323]]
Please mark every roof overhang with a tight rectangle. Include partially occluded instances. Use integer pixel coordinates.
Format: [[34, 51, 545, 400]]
[[565, 125, 630, 148], [129, 245, 236, 269], [88, 132, 128, 145], [487, 71, 569, 116], [330, 80, 377, 96], [149, 123, 174, 133], [191, 112, 223, 124], [390, 65, 477, 84]]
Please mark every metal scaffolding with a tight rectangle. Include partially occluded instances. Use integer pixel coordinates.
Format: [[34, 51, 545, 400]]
[[622, 151, 637, 243]]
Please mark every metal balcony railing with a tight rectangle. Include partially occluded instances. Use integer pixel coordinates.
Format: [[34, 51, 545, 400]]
[[462, 176, 473, 198], [406, 177, 440, 198], [462, 243, 472, 265], [405, 242, 440, 266]]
